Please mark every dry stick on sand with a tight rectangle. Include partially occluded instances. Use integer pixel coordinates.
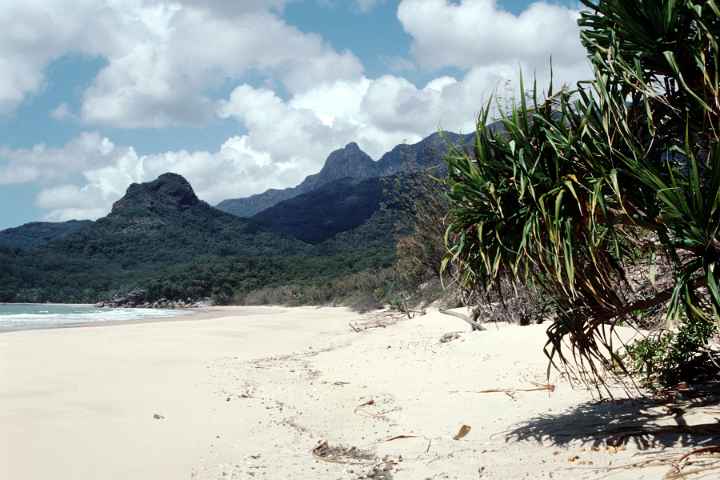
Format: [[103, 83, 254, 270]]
[[438, 308, 485, 331], [384, 435, 419, 442], [452, 383, 556, 399]]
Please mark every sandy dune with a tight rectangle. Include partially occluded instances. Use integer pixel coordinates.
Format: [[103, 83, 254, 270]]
[[0, 306, 714, 479]]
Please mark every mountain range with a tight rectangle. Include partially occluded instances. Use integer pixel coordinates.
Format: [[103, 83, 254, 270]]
[[217, 131, 471, 217], [0, 129, 475, 304]]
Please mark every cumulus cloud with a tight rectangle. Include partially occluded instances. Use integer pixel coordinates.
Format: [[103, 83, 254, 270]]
[[396, 0, 591, 96], [0, 132, 117, 185], [0, 0, 126, 114], [398, 0, 586, 69], [0, 0, 363, 126], [81, 6, 364, 127], [218, 76, 480, 165]]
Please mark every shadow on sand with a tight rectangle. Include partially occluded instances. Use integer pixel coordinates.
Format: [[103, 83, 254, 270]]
[[506, 394, 720, 450]]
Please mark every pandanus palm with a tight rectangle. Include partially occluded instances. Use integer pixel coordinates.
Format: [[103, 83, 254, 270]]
[[444, 0, 720, 390]]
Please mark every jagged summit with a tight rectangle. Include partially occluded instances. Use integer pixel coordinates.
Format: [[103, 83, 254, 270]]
[[321, 142, 371, 168], [111, 173, 200, 215], [302, 142, 376, 192], [217, 142, 377, 217]]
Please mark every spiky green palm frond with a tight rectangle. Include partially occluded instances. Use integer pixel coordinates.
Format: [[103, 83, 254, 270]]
[[444, 0, 720, 390]]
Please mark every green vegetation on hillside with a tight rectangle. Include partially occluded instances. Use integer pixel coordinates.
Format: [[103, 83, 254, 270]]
[[0, 220, 93, 250], [0, 172, 411, 305]]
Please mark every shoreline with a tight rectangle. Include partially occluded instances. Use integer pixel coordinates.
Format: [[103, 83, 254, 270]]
[[0, 302, 95, 306], [0, 305, 293, 334]]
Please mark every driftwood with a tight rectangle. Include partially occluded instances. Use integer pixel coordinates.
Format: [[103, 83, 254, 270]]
[[383, 435, 419, 442], [438, 308, 485, 331], [451, 383, 556, 400], [472, 384, 556, 394]]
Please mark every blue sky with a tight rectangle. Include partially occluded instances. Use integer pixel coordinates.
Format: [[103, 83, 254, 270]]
[[0, 0, 587, 229]]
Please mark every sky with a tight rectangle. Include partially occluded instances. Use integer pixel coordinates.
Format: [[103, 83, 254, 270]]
[[0, 0, 589, 230]]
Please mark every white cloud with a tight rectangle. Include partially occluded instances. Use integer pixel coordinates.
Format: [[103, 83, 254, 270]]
[[81, 6, 363, 127], [398, 0, 586, 70], [219, 80, 430, 164], [0, 132, 118, 185], [0, 0, 363, 126], [36, 185, 108, 223], [396, 0, 591, 98]]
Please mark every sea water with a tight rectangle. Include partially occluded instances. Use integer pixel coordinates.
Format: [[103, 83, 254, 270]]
[[0, 304, 187, 332]]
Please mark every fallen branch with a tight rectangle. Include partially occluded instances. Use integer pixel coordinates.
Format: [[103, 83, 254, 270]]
[[438, 308, 485, 331], [452, 383, 556, 397], [384, 435, 419, 442]]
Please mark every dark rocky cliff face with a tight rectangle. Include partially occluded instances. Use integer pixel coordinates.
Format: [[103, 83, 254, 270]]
[[110, 173, 201, 217], [298, 142, 377, 192], [375, 132, 470, 176], [251, 177, 384, 244], [217, 142, 377, 218]]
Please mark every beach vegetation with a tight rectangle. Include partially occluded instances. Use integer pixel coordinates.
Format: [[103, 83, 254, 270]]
[[443, 0, 720, 389]]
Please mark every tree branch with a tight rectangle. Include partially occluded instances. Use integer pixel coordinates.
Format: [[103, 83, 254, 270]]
[[439, 308, 486, 331]]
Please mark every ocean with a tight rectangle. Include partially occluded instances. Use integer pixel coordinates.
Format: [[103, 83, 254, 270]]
[[0, 304, 186, 332]]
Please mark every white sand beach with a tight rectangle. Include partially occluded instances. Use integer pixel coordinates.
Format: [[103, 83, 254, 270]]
[[0, 306, 714, 479]]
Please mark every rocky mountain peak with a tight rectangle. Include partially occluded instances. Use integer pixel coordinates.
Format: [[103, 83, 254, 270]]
[[316, 142, 375, 178], [110, 173, 200, 215]]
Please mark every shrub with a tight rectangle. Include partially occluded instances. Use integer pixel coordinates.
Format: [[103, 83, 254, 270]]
[[444, 0, 720, 388]]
